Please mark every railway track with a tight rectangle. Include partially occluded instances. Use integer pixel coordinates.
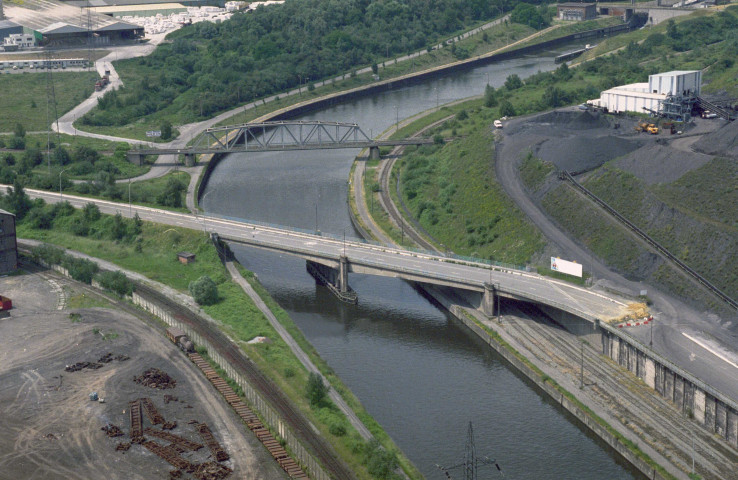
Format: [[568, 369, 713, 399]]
[[189, 353, 309, 479], [144, 427, 204, 452], [506, 303, 738, 479], [141, 397, 166, 425], [133, 281, 354, 478]]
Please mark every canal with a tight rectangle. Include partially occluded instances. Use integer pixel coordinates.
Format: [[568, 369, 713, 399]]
[[202, 41, 640, 479]]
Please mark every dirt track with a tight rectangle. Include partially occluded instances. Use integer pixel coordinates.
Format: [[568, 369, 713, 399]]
[[0, 265, 286, 480]]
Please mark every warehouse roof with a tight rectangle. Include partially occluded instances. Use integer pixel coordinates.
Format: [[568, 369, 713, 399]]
[[3, 0, 139, 35], [557, 2, 596, 7]]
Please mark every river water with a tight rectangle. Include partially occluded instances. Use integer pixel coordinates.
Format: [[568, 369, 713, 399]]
[[203, 41, 640, 479]]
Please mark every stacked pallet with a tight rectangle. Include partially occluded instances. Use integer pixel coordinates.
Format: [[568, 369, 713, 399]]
[[188, 353, 309, 479]]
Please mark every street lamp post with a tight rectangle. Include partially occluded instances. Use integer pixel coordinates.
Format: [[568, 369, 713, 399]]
[[59, 167, 70, 201], [128, 178, 132, 216]]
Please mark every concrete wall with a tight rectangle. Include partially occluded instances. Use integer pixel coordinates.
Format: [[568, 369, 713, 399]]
[[601, 326, 738, 448]]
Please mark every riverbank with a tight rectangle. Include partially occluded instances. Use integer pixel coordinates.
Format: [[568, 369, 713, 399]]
[[347, 95, 737, 480]]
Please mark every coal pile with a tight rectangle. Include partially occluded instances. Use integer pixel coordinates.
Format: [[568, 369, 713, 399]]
[[693, 120, 738, 157], [134, 368, 177, 389]]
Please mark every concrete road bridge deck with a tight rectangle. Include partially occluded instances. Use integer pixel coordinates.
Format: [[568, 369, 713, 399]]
[[17, 186, 630, 325], [128, 121, 435, 164]]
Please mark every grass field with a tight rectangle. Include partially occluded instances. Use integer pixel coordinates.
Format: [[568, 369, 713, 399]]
[[0, 71, 97, 132]]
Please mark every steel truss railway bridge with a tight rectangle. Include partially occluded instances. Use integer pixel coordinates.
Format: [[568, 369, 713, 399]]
[[128, 121, 435, 164]]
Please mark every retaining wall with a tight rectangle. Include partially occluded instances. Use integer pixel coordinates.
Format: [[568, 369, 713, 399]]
[[601, 324, 738, 448]]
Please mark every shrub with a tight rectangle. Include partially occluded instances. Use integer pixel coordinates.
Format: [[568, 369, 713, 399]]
[[96, 270, 134, 296], [364, 439, 398, 479], [189, 275, 218, 305], [306, 372, 329, 406], [31, 244, 65, 265], [63, 256, 99, 284]]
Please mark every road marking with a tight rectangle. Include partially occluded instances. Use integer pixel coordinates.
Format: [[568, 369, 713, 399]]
[[682, 332, 738, 369]]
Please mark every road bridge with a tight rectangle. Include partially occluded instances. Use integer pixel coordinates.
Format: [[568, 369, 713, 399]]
[[128, 121, 435, 165], [16, 188, 631, 326]]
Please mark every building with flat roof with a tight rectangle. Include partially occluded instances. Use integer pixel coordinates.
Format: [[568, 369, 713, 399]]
[[0, 209, 17, 274], [588, 70, 701, 120], [557, 2, 597, 21]]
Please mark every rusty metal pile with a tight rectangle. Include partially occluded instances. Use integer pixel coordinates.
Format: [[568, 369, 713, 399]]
[[133, 368, 177, 389], [101, 423, 124, 437], [65, 361, 103, 372], [98, 352, 130, 363], [111, 395, 232, 479], [188, 353, 309, 479]]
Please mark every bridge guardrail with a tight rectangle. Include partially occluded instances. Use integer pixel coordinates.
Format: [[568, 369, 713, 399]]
[[208, 212, 528, 272]]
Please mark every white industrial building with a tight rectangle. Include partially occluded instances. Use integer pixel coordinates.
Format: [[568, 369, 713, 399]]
[[589, 70, 702, 115], [3, 32, 34, 48]]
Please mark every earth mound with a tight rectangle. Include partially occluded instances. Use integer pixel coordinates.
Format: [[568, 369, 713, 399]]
[[613, 143, 712, 184]]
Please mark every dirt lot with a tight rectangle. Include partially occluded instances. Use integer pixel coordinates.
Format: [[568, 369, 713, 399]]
[[0, 265, 287, 480]]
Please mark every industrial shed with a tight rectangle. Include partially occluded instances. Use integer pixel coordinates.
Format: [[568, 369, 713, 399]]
[[0, 209, 18, 274], [589, 70, 702, 116]]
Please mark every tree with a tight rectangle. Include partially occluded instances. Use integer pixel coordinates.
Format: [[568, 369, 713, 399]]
[[510, 3, 547, 30], [189, 275, 218, 305], [499, 99, 516, 117], [3, 180, 32, 219], [53, 146, 71, 166], [484, 84, 498, 107], [306, 372, 329, 406], [73, 145, 100, 164], [156, 176, 186, 207], [13, 123, 26, 138], [83, 202, 101, 222], [160, 119, 173, 141], [504, 74, 523, 90]]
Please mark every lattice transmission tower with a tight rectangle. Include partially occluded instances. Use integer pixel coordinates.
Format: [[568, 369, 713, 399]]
[[436, 422, 504, 480]]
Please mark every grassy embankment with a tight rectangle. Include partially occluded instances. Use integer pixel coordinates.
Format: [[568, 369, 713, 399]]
[[0, 71, 97, 132], [19, 216, 421, 480], [366, 7, 738, 287]]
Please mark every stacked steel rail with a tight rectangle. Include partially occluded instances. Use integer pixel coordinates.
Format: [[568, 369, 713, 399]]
[[189, 353, 309, 479], [141, 397, 166, 425], [129, 399, 143, 440]]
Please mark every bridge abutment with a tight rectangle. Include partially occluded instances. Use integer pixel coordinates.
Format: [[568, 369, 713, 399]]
[[128, 152, 144, 165], [184, 153, 197, 167], [306, 258, 357, 304]]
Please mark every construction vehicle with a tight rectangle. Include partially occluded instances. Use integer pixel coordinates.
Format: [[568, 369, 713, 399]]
[[647, 124, 659, 134]]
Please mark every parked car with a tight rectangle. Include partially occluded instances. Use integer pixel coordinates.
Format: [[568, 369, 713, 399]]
[[493, 120, 503, 129]]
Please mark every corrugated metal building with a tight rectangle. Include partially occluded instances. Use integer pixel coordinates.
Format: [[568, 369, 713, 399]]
[[0, 209, 18, 274], [590, 70, 701, 114]]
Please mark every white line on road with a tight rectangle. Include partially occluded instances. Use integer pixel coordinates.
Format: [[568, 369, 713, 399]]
[[682, 332, 738, 369]]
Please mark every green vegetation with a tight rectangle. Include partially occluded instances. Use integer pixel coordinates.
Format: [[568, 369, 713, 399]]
[[96, 270, 135, 296], [519, 150, 554, 190], [0, 71, 97, 132], [398, 113, 544, 264], [81, 0, 548, 130], [189, 275, 219, 305]]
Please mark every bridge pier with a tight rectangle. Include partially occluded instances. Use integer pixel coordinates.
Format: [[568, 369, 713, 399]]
[[306, 257, 357, 304], [184, 153, 197, 167], [482, 282, 499, 319], [128, 152, 144, 166], [369, 146, 381, 160]]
